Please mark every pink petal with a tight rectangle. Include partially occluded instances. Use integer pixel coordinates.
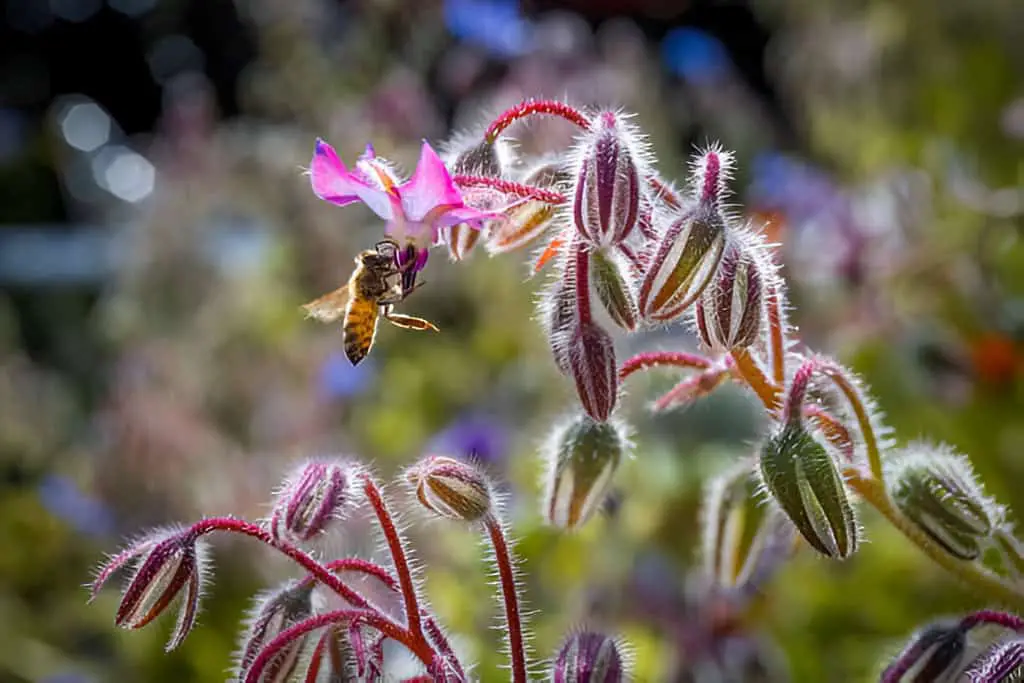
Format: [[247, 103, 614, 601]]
[[310, 139, 395, 220], [434, 206, 504, 230], [399, 141, 464, 222]]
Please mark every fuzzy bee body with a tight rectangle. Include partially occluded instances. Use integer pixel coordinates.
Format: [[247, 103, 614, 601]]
[[302, 240, 438, 366]]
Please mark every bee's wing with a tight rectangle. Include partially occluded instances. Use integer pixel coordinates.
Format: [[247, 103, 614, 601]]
[[301, 285, 351, 323]]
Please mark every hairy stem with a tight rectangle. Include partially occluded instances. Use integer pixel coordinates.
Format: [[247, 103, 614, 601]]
[[818, 361, 885, 482], [619, 350, 713, 380], [574, 242, 592, 323], [484, 515, 527, 683], [765, 283, 787, 387], [453, 174, 567, 205], [730, 347, 781, 415], [484, 99, 591, 142], [960, 609, 1024, 632]]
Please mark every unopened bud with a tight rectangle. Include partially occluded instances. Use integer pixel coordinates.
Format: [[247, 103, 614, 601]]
[[540, 260, 579, 375], [572, 111, 641, 247], [93, 526, 208, 651], [963, 638, 1024, 682], [406, 455, 494, 523], [269, 459, 357, 544], [695, 239, 764, 352], [234, 581, 315, 683], [758, 423, 859, 559], [440, 135, 515, 261], [551, 629, 631, 683], [886, 443, 1004, 561], [589, 248, 639, 332], [487, 158, 566, 254], [568, 319, 618, 422], [638, 205, 726, 322], [542, 414, 630, 530], [882, 620, 969, 683]]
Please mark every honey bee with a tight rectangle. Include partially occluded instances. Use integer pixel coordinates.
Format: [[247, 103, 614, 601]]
[[302, 239, 438, 365]]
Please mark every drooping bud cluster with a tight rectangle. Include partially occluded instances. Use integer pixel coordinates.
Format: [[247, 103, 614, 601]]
[[550, 629, 632, 683], [406, 454, 495, 523], [886, 443, 1005, 561], [268, 458, 358, 544], [542, 413, 631, 530]]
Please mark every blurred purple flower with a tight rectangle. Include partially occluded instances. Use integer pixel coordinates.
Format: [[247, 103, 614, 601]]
[[37, 474, 115, 537], [661, 29, 732, 85], [318, 350, 376, 401], [41, 674, 95, 683], [747, 151, 847, 223], [444, 0, 534, 58], [429, 413, 509, 465]]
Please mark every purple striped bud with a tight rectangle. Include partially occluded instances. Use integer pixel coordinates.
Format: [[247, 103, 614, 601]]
[[568, 319, 618, 422], [758, 422, 859, 559], [572, 111, 641, 247], [638, 205, 726, 322], [406, 455, 494, 523], [695, 239, 764, 352], [882, 620, 969, 683], [551, 629, 631, 683], [540, 260, 579, 375], [590, 248, 639, 332], [268, 459, 358, 544], [964, 638, 1024, 682], [91, 526, 209, 651], [234, 581, 315, 683], [542, 413, 630, 530]]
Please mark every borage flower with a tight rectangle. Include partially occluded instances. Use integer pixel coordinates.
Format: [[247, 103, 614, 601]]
[[309, 139, 502, 282]]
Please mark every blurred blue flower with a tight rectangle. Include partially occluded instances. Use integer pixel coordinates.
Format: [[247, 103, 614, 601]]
[[37, 474, 115, 538], [318, 350, 376, 401], [429, 413, 509, 465], [661, 28, 732, 85], [41, 673, 95, 683], [444, 0, 534, 58], [748, 151, 846, 223]]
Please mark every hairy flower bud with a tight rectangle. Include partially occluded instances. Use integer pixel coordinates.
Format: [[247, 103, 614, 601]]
[[91, 526, 209, 651], [568, 319, 618, 422], [234, 581, 315, 683], [551, 629, 631, 683], [758, 423, 859, 559], [590, 248, 639, 331], [572, 111, 641, 247], [963, 638, 1024, 682], [486, 158, 566, 254], [540, 262, 579, 375], [269, 459, 357, 544], [542, 414, 630, 530], [406, 455, 494, 523], [886, 443, 1004, 561], [882, 620, 970, 683], [695, 239, 764, 352], [703, 459, 795, 590], [638, 205, 726, 322]]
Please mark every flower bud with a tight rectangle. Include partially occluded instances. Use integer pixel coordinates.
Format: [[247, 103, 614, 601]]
[[540, 262, 579, 375], [881, 619, 969, 683], [568, 318, 618, 422], [234, 580, 315, 683], [590, 247, 639, 332], [703, 460, 791, 589], [542, 414, 630, 530], [758, 423, 859, 559], [963, 638, 1024, 682], [886, 443, 1004, 561], [694, 239, 764, 352], [268, 459, 357, 544], [91, 526, 209, 651], [551, 629, 631, 683], [406, 455, 494, 523], [486, 158, 566, 254], [638, 205, 726, 322], [572, 111, 641, 247]]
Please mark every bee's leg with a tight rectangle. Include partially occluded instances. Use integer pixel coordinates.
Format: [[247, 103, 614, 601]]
[[382, 305, 439, 332]]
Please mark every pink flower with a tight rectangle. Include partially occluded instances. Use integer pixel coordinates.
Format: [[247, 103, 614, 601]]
[[309, 138, 499, 275]]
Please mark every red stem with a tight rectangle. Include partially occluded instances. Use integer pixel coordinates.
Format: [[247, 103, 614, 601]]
[[453, 174, 567, 205], [361, 476, 424, 640], [619, 351, 713, 380], [189, 517, 374, 610], [960, 609, 1024, 632], [244, 609, 433, 683], [765, 282, 786, 386], [484, 515, 527, 683], [484, 99, 591, 142]]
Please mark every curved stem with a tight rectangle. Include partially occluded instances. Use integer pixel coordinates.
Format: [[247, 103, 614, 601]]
[[730, 348, 781, 415], [619, 350, 713, 380], [845, 472, 1024, 611], [453, 174, 567, 205], [361, 476, 424, 641], [819, 362, 885, 482], [960, 609, 1024, 632], [484, 99, 591, 142], [484, 515, 527, 683], [765, 283, 787, 387]]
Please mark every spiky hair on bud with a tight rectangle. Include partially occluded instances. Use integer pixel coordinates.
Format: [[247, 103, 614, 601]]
[[440, 128, 519, 177], [549, 626, 635, 683], [265, 457, 362, 545], [231, 580, 316, 683], [688, 141, 736, 208]]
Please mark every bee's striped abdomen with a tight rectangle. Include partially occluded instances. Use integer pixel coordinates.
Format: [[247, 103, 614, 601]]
[[343, 298, 380, 366]]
